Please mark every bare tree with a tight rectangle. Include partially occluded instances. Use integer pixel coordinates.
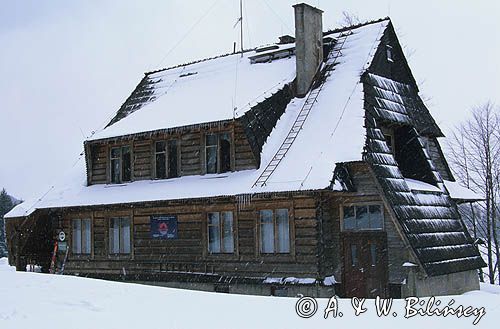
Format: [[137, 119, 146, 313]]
[[339, 11, 361, 27], [448, 102, 500, 284]]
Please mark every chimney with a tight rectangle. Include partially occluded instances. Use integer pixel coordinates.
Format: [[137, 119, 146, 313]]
[[293, 3, 323, 97]]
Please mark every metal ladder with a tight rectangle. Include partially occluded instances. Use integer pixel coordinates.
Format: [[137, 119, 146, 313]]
[[252, 31, 352, 188]]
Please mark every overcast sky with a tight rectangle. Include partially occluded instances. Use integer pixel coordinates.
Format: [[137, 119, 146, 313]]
[[0, 0, 499, 200]]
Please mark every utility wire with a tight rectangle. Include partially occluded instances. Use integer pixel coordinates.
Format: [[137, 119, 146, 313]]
[[154, 0, 221, 69], [259, 0, 294, 35]]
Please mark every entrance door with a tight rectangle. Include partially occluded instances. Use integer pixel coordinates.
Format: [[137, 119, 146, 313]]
[[342, 232, 388, 298]]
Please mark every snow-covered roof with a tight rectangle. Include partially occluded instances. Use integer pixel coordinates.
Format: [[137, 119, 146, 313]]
[[404, 178, 442, 193], [443, 180, 484, 202], [6, 20, 389, 219], [89, 48, 296, 141]]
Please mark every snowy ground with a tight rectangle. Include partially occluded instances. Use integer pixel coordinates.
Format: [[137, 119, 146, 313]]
[[0, 258, 499, 329]]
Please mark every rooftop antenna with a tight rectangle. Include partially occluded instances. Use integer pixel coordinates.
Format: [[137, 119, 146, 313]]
[[233, 0, 244, 57], [239, 0, 244, 56]]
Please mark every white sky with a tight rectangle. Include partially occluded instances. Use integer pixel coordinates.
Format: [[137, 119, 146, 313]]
[[0, 0, 499, 200]]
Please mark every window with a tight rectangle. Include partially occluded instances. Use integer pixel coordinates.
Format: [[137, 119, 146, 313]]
[[110, 146, 131, 183], [154, 140, 179, 179], [381, 127, 394, 154], [369, 243, 377, 266], [342, 205, 383, 230], [351, 244, 358, 267], [386, 45, 394, 62], [260, 209, 290, 254], [109, 217, 131, 254], [205, 133, 232, 174], [72, 219, 91, 254], [207, 211, 234, 253]]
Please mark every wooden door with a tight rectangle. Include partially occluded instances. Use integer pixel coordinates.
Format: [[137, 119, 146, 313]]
[[342, 232, 388, 298]]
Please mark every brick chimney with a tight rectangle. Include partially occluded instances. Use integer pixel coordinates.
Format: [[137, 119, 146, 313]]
[[293, 3, 323, 97]]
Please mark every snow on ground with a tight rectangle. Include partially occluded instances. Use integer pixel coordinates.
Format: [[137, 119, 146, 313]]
[[0, 258, 499, 329]]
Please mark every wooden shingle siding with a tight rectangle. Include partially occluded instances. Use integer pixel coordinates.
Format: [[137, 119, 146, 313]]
[[363, 98, 484, 276], [424, 137, 454, 181], [234, 120, 258, 170]]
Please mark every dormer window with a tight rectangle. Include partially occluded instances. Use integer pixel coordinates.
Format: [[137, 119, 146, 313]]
[[386, 45, 394, 62], [381, 127, 395, 154], [110, 146, 131, 183], [205, 133, 232, 174], [154, 140, 179, 179]]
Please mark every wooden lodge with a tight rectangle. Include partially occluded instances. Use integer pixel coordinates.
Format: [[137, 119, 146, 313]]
[[5, 3, 484, 298]]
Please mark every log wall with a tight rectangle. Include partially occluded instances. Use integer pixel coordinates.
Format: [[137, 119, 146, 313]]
[[59, 194, 320, 279], [86, 120, 258, 185]]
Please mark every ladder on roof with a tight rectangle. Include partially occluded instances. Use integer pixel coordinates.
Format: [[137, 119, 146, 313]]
[[252, 31, 353, 188]]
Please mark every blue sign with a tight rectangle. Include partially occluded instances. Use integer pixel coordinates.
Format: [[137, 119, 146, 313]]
[[150, 215, 178, 239]]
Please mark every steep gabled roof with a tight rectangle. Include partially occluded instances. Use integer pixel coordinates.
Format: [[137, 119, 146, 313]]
[[363, 74, 484, 276], [5, 17, 484, 277], [89, 46, 296, 141], [7, 19, 390, 218]]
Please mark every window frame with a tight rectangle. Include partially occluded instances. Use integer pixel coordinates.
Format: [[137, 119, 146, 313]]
[[258, 208, 292, 255], [71, 218, 92, 256], [204, 131, 233, 174], [341, 203, 385, 232], [153, 139, 180, 179], [207, 211, 235, 254], [386, 44, 394, 62], [381, 126, 395, 154], [108, 216, 132, 255], [109, 144, 132, 183]]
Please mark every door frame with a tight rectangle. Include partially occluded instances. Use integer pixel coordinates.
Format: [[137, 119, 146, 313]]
[[340, 231, 389, 298]]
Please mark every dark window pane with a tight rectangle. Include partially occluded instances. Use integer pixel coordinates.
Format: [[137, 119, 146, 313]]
[[343, 206, 355, 230], [110, 147, 120, 158], [222, 212, 234, 253], [260, 210, 274, 253], [120, 217, 131, 254], [155, 154, 166, 179], [167, 140, 179, 178], [155, 141, 166, 153], [370, 244, 377, 266], [208, 212, 221, 253], [109, 218, 120, 254], [220, 134, 231, 173], [276, 209, 289, 253], [72, 219, 82, 254], [369, 205, 383, 229], [351, 244, 358, 267], [82, 219, 91, 254], [206, 134, 217, 146], [111, 159, 120, 183], [122, 147, 131, 182], [386, 46, 393, 61], [206, 147, 217, 174], [356, 206, 369, 229]]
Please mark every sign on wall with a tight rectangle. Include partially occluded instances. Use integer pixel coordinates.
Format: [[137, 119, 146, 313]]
[[150, 215, 178, 239]]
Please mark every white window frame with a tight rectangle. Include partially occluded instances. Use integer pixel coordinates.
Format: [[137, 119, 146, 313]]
[[259, 208, 290, 254], [109, 217, 131, 254], [72, 218, 92, 255], [341, 204, 385, 231], [207, 211, 235, 254]]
